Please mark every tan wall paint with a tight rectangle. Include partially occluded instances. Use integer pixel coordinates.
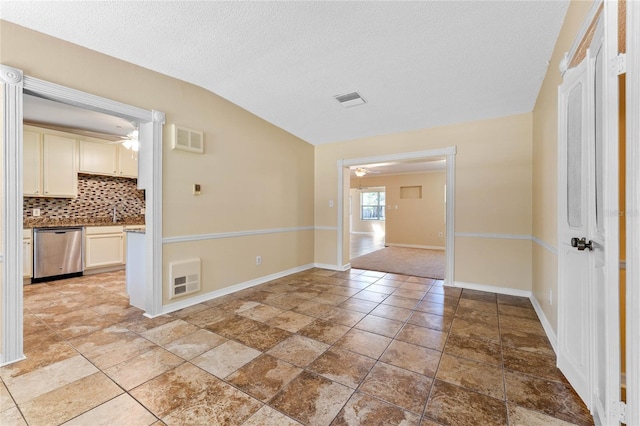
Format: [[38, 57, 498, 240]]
[[0, 21, 315, 306], [350, 173, 446, 248], [315, 113, 533, 289], [531, 0, 593, 332]]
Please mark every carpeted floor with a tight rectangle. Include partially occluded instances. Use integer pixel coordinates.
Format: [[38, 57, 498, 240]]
[[350, 246, 445, 279]]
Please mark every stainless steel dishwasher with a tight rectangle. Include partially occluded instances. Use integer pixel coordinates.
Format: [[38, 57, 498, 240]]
[[33, 227, 83, 282]]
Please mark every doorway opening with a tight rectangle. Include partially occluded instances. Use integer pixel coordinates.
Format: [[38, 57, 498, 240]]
[[1, 66, 164, 365], [336, 147, 456, 286]]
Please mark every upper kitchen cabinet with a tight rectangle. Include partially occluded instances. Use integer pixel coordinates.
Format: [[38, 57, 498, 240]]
[[118, 147, 138, 178], [24, 130, 42, 196], [43, 134, 78, 197], [79, 140, 118, 175], [79, 140, 137, 178], [23, 126, 78, 198]]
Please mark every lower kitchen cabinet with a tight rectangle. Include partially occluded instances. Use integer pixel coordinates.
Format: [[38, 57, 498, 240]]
[[23, 229, 32, 279], [85, 226, 125, 270]]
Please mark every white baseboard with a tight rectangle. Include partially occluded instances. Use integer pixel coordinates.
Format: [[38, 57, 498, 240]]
[[313, 263, 351, 272], [350, 231, 376, 235], [530, 294, 558, 355], [452, 280, 532, 298], [156, 263, 315, 317], [386, 243, 445, 251], [0, 354, 26, 367], [83, 265, 126, 275]]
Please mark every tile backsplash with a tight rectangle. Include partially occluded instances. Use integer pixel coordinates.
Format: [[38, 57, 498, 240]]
[[24, 173, 145, 220]]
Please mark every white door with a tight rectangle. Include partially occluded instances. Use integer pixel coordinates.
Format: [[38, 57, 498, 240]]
[[558, 57, 592, 407], [558, 8, 620, 424]]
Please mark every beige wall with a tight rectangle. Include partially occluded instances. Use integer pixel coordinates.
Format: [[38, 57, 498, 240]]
[[315, 113, 533, 289], [350, 173, 446, 248], [0, 21, 315, 307], [531, 0, 592, 332]]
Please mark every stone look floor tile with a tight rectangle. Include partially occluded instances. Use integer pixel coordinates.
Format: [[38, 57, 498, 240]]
[[355, 314, 404, 338], [226, 354, 302, 402], [105, 347, 185, 390], [270, 371, 354, 425], [11, 269, 594, 426], [69, 325, 157, 369], [20, 372, 123, 426], [64, 393, 157, 426], [321, 307, 366, 327], [307, 347, 376, 388], [298, 319, 351, 345], [444, 333, 502, 366], [243, 405, 302, 426], [396, 323, 448, 351], [5, 354, 98, 404], [267, 311, 315, 332], [0, 406, 27, 426], [266, 335, 329, 367], [192, 340, 261, 378], [359, 362, 432, 414], [508, 404, 576, 426], [502, 345, 568, 384], [335, 328, 392, 359], [370, 304, 413, 322], [504, 371, 593, 426], [161, 379, 262, 425], [435, 353, 505, 399], [162, 329, 227, 360], [380, 340, 441, 377], [129, 363, 222, 419], [425, 379, 507, 426], [141, 319, 200, 346], [332, 392, 421, 425]]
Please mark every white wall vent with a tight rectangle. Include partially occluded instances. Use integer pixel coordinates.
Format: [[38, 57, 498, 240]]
[[169, 258, 201, 299], [171, 124, 204, 154]]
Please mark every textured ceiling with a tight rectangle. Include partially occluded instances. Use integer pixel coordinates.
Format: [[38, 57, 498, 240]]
[[2, 1, 569, 145]]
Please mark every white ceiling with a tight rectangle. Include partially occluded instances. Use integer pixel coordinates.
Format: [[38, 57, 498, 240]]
[[2, 1, 568, 145]]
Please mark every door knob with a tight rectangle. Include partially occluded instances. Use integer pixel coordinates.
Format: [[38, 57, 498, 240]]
[[571, 237, 593, 251]]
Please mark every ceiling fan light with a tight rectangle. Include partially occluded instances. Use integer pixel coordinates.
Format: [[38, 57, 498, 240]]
[[122, 139, 139, 152], [355, 167, 367, 177]]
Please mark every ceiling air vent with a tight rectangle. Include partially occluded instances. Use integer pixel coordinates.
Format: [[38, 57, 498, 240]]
[[335, 91, 366, 108]]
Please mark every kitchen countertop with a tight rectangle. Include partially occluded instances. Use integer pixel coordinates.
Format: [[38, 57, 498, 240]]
[[24, 216, 145, 228]]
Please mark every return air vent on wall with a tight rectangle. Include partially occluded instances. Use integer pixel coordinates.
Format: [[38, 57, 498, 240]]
[[335, 91, 367, 108], [171, 124, 204, 153], [169, 258, 201, 299]]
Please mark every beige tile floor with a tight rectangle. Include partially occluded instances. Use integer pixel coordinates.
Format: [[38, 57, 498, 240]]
[[1, 269, 593, 425], [350, 233, 385, 259]]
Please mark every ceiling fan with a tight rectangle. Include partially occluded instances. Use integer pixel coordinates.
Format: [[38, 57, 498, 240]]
[[353, 167, 381, 177]]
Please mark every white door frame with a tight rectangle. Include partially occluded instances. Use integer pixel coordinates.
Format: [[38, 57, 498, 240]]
[[0, 66, 165, 365], [336, 146, 456, 285], [626, 1, 640, 424]]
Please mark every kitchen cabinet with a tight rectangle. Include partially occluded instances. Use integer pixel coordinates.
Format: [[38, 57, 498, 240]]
[[79, 140, 138, 178], [23, 130, 42, 196], [85, 226, 125, 270], [79, 141, 118, 175], [118, 147, 138, 178], [43, 134, 78, 197], [23, 126, 78, 198], [23, 229, 32, 279]]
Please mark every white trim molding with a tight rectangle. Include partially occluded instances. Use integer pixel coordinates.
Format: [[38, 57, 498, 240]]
[[315, 226, 338, 231], [386, 243, 445, 251], [452, 280, 531, 298], [159, 264, 315, 316], [532, 236, 559, 256], [454, 232, 532, 240], [163, 226, 314, 244], [1, 65, 25, 365], [530, 294, 558, 354]]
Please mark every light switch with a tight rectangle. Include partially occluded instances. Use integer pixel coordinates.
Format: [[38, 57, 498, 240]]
[[193, 184, 201, 195]]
